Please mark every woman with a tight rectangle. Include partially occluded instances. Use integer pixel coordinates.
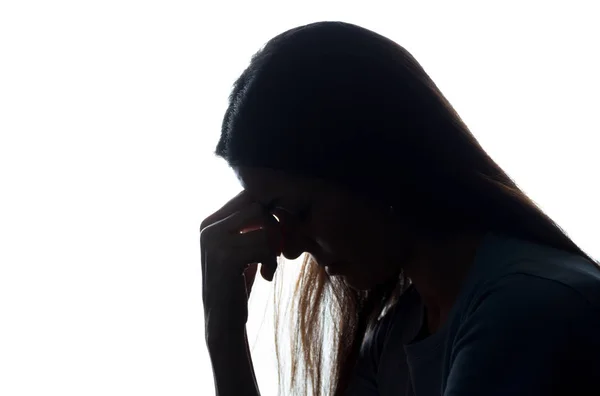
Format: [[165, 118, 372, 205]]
[[199, 21, 600, 396]]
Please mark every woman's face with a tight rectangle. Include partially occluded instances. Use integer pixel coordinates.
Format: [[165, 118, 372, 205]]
[[234, 166, 413, 290]]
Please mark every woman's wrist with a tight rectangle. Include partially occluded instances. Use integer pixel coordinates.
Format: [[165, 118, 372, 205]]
[[205, 322, 246, 347], [207, 327, 260, 396]]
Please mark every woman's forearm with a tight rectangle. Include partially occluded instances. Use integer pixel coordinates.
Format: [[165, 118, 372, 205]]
[[207, 328, 261, 396]]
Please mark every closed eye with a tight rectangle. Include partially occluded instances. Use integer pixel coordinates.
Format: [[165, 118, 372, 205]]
[[263, 199, 311, 223], [273, 205, 311, 222]]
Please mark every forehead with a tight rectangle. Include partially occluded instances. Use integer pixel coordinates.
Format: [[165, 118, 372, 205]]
[[234, 166, 318, 204]]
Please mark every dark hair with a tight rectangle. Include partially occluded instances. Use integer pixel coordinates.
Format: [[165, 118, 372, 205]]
[[215, 21, 596, 396]]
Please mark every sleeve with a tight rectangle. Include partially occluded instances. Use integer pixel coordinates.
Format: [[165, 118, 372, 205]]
[[444, 274, 600, 396]]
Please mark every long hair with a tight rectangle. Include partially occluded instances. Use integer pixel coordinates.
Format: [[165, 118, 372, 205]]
[[214, 21, 596, 395]]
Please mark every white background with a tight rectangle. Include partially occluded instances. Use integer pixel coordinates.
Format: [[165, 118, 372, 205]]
[[1, 1, 598, 395]]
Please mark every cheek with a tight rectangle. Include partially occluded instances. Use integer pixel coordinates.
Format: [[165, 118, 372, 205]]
[[312, 207, 401, 277], [311, 213, 381, 259], [310, 212, 354, 251]]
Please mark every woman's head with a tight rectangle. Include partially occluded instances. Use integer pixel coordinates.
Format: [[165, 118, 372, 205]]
[[217, 21, 484, 217], [214, 21, 592, 396], [219, 21, 504, 286]]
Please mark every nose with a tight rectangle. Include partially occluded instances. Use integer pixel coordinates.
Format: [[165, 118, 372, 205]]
[[279, 223, 313, 261], [280, 234, 305, 260], [282, 249, 304, 261]]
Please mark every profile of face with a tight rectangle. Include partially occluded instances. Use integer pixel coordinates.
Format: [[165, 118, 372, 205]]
[[235, 166, 413, 290]]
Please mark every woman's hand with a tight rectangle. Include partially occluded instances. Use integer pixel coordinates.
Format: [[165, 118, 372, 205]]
[[199, 191, 281, 343]]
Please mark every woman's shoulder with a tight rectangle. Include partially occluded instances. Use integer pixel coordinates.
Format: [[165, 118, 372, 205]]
[[444, 251, 600, 396], [465, 233, 600, 313], [445, 233, 600, 366]]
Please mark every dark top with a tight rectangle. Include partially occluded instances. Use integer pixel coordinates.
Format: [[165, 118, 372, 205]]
[[345, 232, 600, 396]]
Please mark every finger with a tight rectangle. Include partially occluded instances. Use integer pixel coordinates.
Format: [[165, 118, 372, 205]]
[[204, 228, 280, 279], [231, 221, 282, 257], [200, 202, 267, 271], [200, 190, 254, 232], [221, 202, 279, 235]]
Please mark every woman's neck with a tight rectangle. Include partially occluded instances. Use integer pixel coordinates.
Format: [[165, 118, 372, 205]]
[[403, 231, 484, 333]]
